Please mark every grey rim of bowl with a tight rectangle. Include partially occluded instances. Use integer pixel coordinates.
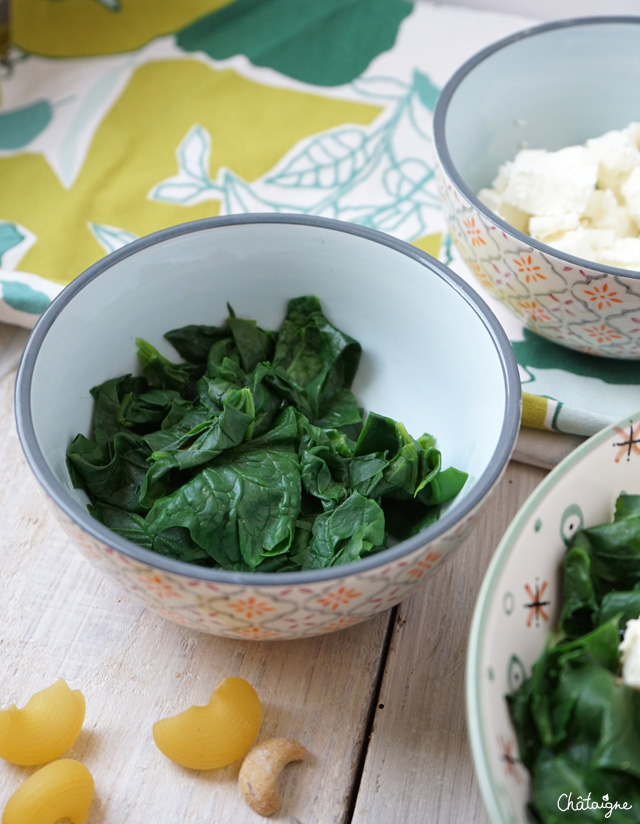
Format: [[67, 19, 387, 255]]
[[465, 407, 640, 823], [15, 212, 522, 587], [433, 15, 640, 282]]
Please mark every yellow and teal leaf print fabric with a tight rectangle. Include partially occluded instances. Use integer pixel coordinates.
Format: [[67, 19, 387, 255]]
[[1, 0, 640, 443]]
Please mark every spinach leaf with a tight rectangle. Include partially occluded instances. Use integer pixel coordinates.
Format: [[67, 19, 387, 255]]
[[272, 295, 362, 418], [139, 401, 254, 508], [67, 431, 151, 513], [136, 338, 200, 396], [292, 491, 385, 569], [90, 374, 147, 449], [226, 305, 276, 372], [90, 501, 209, 563], [597, 583, 640, 629], [118, 388, 182, 428], [164, 323, 229, 364], [559, 542, 600, 638], [567, 513, 640, 599], [145, 442, 301, 570]]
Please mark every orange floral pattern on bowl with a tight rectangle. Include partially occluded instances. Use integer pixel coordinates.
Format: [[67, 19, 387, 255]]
[[436, 165, 640, 360], [44, 484, 485, 640]]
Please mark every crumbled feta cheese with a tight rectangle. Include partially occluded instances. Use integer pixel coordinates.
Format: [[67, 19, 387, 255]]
[[499, 202, 530, 234], [551, 226, 616, 261], [500, 146, 597, 216], [529, 212, 580, 242], [479, 123, 640, 271], [598, 237, 640, 271], [582, 189, 636, 237], [626, 122, 640, 149], [492, 161, 513, 194], [620, 618, 640, 689], [586, 126, 640, 195], [477, 187, 503, 214], [478, 188, 530, 232], [621, 167, 640, 228]]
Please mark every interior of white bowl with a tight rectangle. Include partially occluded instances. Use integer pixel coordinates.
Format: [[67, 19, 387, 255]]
[[16, 214, 520, 583], [467, 408, 640, 823], [435, 17, 640, 200]]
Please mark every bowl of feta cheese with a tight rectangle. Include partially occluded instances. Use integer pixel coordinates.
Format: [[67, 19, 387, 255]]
[[467, 406, 640, 823], [433, 16, 640, 359]]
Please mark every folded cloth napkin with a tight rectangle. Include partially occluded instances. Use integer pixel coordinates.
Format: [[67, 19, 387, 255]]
[[2, 0, 639, 460]]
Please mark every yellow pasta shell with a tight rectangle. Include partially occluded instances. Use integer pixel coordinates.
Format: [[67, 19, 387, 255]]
[[153, 677, 262, 770], [0, 679, 86, 766], [2, 758, 94, 824]]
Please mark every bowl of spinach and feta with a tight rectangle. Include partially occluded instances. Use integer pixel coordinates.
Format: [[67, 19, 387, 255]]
[[467, 408, 640, 823]]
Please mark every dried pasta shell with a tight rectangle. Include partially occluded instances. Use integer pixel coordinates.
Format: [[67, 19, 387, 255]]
[[2, 758, 94, 824], [153, 676, 262, 770], [0, 680, 86, 766]]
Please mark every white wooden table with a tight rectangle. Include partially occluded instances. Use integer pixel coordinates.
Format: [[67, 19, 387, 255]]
[[0, 323, 548, 824]]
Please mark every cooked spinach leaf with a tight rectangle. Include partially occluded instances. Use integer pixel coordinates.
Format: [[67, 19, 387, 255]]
[[66, 296, 468, 572]]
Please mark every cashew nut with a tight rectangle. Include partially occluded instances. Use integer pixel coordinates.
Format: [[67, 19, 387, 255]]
[[0, 679, 86, 766], [238, 737, 306, 817], [2, 758, 94, 824], [153, 677, 262, 770]]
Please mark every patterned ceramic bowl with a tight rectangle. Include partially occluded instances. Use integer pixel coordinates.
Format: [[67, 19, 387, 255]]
[[15, 214, 520, 640], [467, 408, 640, 822], [433, 17, 640, 360]]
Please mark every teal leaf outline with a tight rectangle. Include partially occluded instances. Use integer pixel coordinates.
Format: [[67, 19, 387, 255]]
[[148, 124, 222, 205], [350, 75, 411, 101], [89, 222, 138, 254], [216, 169, 306, 215], [266, 127, 381, 190]]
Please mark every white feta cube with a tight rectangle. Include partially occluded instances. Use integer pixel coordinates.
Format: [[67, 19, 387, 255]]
[[490, 161, 514, 194], [529, 212, 580, 242], [478, 185, 531, 232], [598, 237, 640, 271], [500, 146, 598, 217], [551, 226, 616, 261], [625, 122, 640, 150], [586, 127, 640, 195], [499, 202, 531, 233], [620, 618, 640, 689], [621, 167, 640, 228], [582, 189, 636, 237], [478, 187, 503, 214]]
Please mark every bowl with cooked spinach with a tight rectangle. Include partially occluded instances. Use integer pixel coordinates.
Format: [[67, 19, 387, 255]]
[[15, 214, 520, 640], [467, 408, 640, 823]]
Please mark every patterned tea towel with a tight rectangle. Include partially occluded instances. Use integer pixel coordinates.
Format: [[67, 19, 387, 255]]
[[1, 0, 639, 464]]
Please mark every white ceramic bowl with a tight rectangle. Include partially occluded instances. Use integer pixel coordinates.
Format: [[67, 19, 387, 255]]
[[15, 214, 521, 640], [434, 17, 640, 359], [467, 408, 640, 821]]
